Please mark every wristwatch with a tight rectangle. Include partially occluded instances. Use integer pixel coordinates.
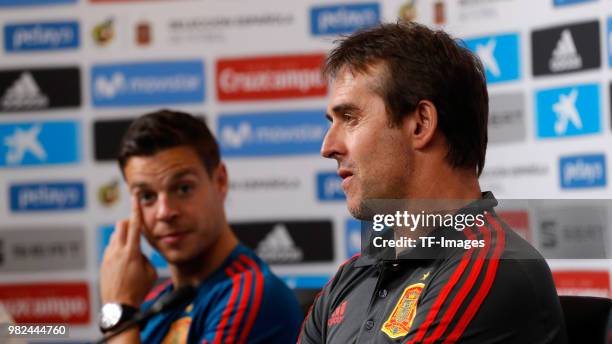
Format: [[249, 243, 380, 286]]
[[99, 303, 139, 333]]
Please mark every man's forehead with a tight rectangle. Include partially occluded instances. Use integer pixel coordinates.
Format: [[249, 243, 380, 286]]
[[334, 63, 386, 88], [126, 168, 200, 191], [334, 62, 385, 81], [329, 67, 382, 107], [124, 148, 202, 184], [333, 67, 358, 83]]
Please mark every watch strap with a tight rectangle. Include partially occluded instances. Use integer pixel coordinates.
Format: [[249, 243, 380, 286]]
[[100, 303, 139, 333]]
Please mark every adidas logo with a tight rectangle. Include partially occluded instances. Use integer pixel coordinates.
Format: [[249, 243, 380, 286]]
[[256, 224, 303, 263], [327, 301, 347, 327], [1, 72, 49, 110], [549, 29, 582, 72]]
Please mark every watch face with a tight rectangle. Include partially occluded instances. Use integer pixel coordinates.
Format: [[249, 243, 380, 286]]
[[100, 303, 122, 330]]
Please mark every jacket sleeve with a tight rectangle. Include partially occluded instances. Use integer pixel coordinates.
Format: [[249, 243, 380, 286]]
[[297, 254, 361, 344], [296, 284, 329, 344]]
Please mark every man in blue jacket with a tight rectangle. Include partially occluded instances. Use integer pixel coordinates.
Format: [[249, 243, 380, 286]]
[[99, 109, 302, 343]]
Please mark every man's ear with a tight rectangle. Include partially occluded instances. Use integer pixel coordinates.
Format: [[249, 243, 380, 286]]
[[405, 100, 438, 150], [213, 162, 229, 197]]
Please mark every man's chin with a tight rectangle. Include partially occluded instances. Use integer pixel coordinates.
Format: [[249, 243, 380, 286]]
[[157, 248, 190, 263], [162, 246, 210, 267], [163, 254, 196, 267], [348, 199, 376, 221]]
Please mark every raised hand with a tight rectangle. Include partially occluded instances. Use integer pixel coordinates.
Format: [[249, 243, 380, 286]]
[[100, 195, 158, 307]]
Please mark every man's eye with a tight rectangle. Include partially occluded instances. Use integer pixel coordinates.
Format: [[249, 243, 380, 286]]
[[139, 192, 156, 204], [343, 113, 357, 122], [177, 184, 193, 196]]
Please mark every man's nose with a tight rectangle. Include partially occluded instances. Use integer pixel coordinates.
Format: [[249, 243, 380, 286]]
[[321, 123, 345, 159], [156, 194, 179, 222]]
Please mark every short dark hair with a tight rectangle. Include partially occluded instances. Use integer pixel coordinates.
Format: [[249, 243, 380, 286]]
[[117, 109, 220, 176], [324, 22, 488, 176]]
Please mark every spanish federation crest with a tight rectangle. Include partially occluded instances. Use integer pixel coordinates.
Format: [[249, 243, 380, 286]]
[[381, 283, 425, 339]]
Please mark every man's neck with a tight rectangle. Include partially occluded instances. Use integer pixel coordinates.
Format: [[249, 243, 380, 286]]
[[169, 225, 238, 288], [392, 165, 483, 257], [410, 159, 482, 200]]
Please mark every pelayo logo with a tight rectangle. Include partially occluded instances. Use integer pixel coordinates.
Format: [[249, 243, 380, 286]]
[[9, 181, 85, 212], [310, 3, 380, 36], [4, 20, 79, 52], [559, 153, 606, 189]]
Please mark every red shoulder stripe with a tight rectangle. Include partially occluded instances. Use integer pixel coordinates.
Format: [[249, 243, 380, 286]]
[[144, 279, 172, 302], [406, 228, 478, 344], [225, 259, 253, 343], [422, 225, 492, 343], [237, 255, 264, 344], [213, 263, 246, 344], [442, 213, 506, 343]]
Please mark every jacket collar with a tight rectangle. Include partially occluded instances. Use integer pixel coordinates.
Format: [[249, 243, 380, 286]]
[[353, 191, 498, 268]]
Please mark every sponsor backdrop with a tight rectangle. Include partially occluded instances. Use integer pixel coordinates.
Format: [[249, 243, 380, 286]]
[[0, 0, 611, 340]]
